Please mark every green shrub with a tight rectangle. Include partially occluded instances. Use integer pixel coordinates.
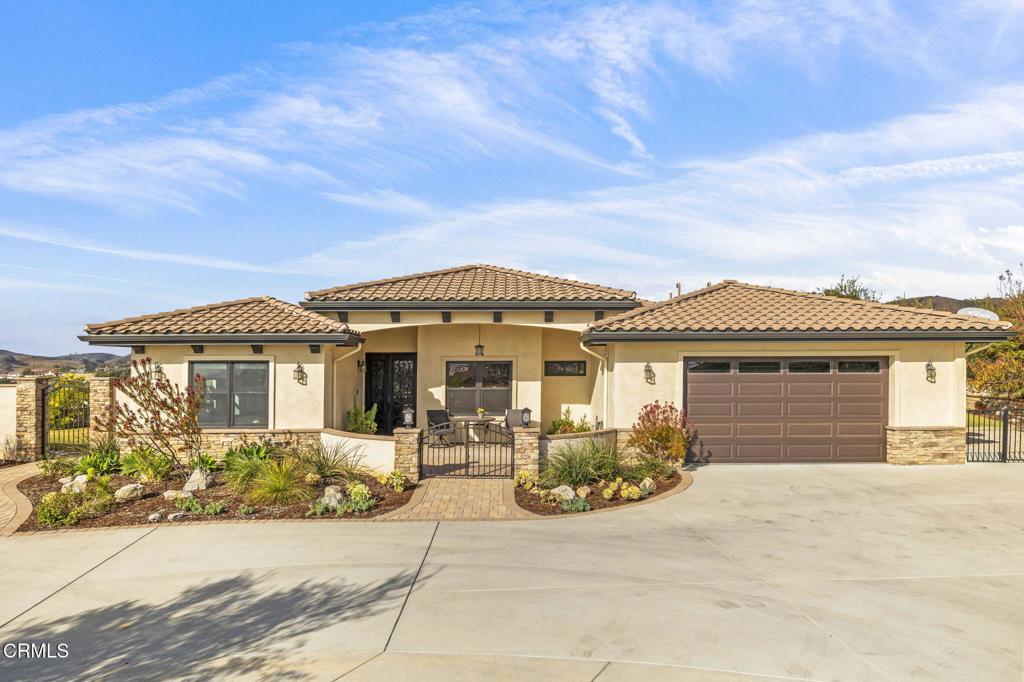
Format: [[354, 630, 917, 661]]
[[337, 497, 376, 515], [298, 439, 365, 479], [187, 453, 219, 473], [547, 407, 592, 435], [119, 447, 174, 482], [201, 501, 225, 515], [38, 455, 77, 477], [540, 439, 622, 488], [36, 481, 114, 527], [238, 504, 256, 516], [306, 500, 333, 517], [375, 470, 407, 492], [559, 496, 591, 513], [248, 458, 314, 506], [346, 480, 373, 503], [223, 446, 274, 494], [174, 496, 225, 515], [345, 403, 379, 435], [73, 449, 121, 476], [622, 455, 673, 483]]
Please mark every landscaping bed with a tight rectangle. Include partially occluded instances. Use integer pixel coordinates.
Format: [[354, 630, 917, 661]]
[[515, 469, 683, 516], [16, 470, 415, 532]]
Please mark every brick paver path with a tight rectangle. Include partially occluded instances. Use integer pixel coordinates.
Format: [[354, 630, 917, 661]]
[[387, 477, 524, 521], [0, 462, 39, 535]]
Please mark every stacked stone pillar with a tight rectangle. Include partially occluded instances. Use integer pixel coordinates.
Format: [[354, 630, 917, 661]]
[[14, 376, 48, 462], [393, 427, 421, 483], [88, 377, 117, 443], [512, 426, 540, 475]]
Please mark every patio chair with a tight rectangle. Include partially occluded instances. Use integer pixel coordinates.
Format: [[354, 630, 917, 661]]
[[426, 410, 455, 444]]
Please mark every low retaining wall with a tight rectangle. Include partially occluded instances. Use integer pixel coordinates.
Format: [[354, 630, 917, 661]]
[[540, 428, 618, 459], [199, 429, 322, 456], [322, 429, 395, 473], [886, 426, 966, 465], [0, 385, 15, 457]]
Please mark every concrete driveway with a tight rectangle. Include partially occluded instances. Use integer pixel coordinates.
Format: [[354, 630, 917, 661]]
[[2, 464, 1024, 681]]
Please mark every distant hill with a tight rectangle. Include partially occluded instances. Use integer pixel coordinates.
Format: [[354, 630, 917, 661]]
[[0, 349, 129, 377], [888, 295, 1005, 315]]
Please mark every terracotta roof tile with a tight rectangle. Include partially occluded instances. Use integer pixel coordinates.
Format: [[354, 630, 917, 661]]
[[305, 264, 637, 303], [85, 297, 356, 337], [589, 281, 1014, 335]]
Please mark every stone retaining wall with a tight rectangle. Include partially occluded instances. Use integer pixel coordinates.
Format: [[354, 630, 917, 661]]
[[886, 426, 966, 465]]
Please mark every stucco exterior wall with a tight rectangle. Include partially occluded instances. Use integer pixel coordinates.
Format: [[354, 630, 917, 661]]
[[136, 344, 330, 430], [0, 384, 16, 451], [604, 340, 966, 430], [540, 328, 600, 432], [344, 309, 595, 333], [322, 429, 395, 472]]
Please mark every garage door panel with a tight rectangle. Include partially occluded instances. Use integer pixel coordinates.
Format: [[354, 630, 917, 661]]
[[686, 356, 886, 463]]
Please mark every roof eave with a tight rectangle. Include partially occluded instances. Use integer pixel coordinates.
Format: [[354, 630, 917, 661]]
[[301, 299, 640, 311], [581, 329, 1016, 344], [79, 333, 364, 347]]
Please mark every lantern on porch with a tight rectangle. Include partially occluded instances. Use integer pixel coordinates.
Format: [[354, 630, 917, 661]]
[[402, 406, 415, 428], [521, 407, 531, 426], [293, 362, 308, 385], [925, 361, 936, 383], [474, 324, 485, 356]]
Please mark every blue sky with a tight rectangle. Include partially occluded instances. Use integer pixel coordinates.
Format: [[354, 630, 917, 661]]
[[2, 1, 1024, 354]]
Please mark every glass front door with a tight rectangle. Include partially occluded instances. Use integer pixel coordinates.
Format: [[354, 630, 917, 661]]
[[364, 353, 417, 434]]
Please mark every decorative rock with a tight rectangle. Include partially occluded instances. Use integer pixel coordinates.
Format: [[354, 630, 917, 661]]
[[58, 476, 73, 485], [575, 485, 592, 498], [163, 490, 193, 501], [62, 474, 90, 494], [114, 483, 145, 503], [640, 477, 657, 492], [148, 511, 163, 523], [167, 512, 186, 522], [183, 468, 214, 492], [549, 485, 576, 502], [320, 488, 347, 510], [323, 485, 342, 497]]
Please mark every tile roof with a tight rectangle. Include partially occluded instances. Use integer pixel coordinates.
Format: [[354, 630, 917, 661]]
[[305, 264, 637, 303], [85, 296, 357, 337], [588, 281, 1014, 335]]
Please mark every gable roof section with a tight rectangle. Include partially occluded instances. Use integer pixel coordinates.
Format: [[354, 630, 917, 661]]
[[303, 264, 638, 308], [584, 281, 1014, 342], [81, 297, 362, 345]]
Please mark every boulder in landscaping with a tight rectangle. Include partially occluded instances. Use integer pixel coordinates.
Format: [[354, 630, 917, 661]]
[[114, 483, 145, 503], [319, 485, 347, 510], [61, 474, 90, 494], [575, 485, 592, 498], [183, 468, 214, 492], [641, 477, 657, 492], [163, 490, 193, 501], [58, 476, 73, 485], [167, 512, 186, 522], [550, 485, 576, 502], [148, 511, 163, 523]]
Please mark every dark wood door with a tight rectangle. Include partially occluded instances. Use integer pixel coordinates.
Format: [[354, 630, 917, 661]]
[[365, 353, 417, 435], [685, 357, 887, 463]]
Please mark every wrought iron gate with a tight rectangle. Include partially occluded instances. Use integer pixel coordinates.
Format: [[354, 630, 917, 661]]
[[967, 408, 1024, 462], [419, 420, 514, 478], [42, 377, 91, 456]]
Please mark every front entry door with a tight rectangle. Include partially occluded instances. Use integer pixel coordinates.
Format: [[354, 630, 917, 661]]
[[365, 353, 417, 435]]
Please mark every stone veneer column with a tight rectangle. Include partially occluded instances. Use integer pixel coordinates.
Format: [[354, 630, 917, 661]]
[[512, 426, 540, 475], [89, 377, 117, 442], [15, 376, 48, 462], [615, 428, 638, 459], [886, 426, 966, 464], [392, 427, 421, 483]]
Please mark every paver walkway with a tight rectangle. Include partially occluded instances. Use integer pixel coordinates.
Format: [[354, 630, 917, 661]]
[[0, 461, 39, 535], [385, 477, 525, 521]]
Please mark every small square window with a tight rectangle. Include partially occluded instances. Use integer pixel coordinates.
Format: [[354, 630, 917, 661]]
[[738, 361, 780, 373], [493, 311, 502, 323], [441, 311, 452, 323], [838, 360, 881, 373], [389, 311, 401, 323], [544, 311, 554, 323], [687, 361, 731, 373], [545, 360, 586, 376], [594, 310, 605, 321], [788, 360, 831, 373], [337, 311, 348, 323]]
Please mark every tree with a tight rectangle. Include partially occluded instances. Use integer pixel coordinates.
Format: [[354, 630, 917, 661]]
[[816, 274, 880, 301], [968, 265, 1024, 399], [105, 358, 204, 475]]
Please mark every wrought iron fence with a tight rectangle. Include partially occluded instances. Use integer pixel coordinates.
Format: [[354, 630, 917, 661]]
[[966, 408, 1024, 462], [419, 420, 514, 478], [43, 377, 91, 456]]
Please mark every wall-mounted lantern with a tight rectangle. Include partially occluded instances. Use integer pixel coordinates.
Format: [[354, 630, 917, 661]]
[[293, 362, 308, 385], [521, 407, 532, 426], [926, 361, 936, 383], [644, 362, 656, 384], [402, 406, 415, 428], [356, 359, 366, 372]]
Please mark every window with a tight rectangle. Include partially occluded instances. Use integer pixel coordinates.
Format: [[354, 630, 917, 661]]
[[445, 361, 512, 416], [687, 360, 731, 373], [838, 360, 881, 373], [788, 360, 831, 373], [191, 361, 269, 428], [738, 361, 780, 373], [545, 360, 586, 377]]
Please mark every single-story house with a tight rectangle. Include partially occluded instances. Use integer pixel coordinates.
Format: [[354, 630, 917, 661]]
[[81, 264, 1014, 472]]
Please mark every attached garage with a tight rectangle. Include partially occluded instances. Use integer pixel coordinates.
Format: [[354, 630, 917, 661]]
[[685, 357, 887, 463]]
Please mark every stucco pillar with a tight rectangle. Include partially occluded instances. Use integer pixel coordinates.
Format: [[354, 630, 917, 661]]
[[393, 427, 420, 483], [89, 377, 117, 442], [15, 376, 48, 462], [513, 426, 540, 475]]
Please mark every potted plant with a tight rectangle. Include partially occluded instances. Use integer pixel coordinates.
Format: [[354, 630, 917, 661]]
[[476, 407, 487, 418]]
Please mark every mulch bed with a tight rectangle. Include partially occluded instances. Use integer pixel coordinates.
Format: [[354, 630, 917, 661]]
[[16, 472, 416, 532], [514, 470, 682, 516]]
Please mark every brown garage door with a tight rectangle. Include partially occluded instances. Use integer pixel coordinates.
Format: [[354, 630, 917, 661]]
[[685, 358, 887, 463]]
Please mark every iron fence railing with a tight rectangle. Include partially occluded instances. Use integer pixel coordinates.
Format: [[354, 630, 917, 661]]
[[966, 408, 1024, 462], [419, 420, 514, 478]]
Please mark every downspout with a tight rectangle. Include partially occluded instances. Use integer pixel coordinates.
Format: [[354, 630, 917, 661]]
[[332, 344, 364, 430], [580, 341, 609, 428]]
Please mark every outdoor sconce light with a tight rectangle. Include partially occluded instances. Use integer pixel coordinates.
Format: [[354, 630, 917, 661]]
[[356, 359, 366, 372], [926, 361, 936, 383], [644, 362, 656, 384], [402, 406, 415, 428], [293, 362, 308, 385], [521, 407, 532, 426]]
